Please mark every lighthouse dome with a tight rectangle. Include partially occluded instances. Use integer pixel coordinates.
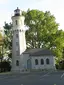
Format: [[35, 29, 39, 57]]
[[14, 7, 21, 16]]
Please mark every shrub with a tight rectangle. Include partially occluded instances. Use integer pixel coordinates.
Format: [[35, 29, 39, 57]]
[[0, 61, 11, 72]]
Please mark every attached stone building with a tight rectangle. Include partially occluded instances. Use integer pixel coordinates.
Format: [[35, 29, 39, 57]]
[[22, 48, 55, 70]]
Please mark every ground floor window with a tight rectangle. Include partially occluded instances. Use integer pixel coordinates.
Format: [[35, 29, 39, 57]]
[[41, 59, 44, 65], [35, 59, 38, 65], [46, 58, 50, 64], [16, 60, 19, 66]]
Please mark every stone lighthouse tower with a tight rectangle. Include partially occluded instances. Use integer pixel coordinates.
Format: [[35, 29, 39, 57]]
[[11, 7, 26, 72]]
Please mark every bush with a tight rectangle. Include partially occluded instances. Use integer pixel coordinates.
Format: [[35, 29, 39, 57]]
[[0, 61, 11, 72], [55, 64, 59, 69], [59, 60, 64, 69]]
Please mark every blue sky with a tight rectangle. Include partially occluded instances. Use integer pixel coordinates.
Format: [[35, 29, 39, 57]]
[[0, 0, 64, 30]]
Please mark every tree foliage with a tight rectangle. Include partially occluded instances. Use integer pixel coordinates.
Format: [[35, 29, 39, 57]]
[[24, 9, 64, 60], [3, 22, 12, 60], [25, 10, 58, 48]]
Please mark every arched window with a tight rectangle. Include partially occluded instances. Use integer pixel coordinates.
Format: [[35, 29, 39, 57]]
[[16, 60, 19, 66], [35, 59, 38, 65], [41, 59, 44, 65], [46, 58, 50, 64]]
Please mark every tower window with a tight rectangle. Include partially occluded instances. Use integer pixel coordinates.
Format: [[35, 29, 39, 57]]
[[16, 42, 19, 46], [35, 59, 38, 65], [16, 34, 18, 38], [16, 60, 19, 66], [16, 20, 18, 25], [16, 50, 19, 56]]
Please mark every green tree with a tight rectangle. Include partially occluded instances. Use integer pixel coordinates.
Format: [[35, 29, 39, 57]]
[[54, 30, 64, 58], [25, 10, 58, 48], [3, 22, 12, 60]]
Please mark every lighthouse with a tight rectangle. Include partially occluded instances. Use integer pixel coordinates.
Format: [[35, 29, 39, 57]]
[[11, 7, 26, 72]]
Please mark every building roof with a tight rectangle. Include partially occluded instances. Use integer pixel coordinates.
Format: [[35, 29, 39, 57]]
[[23, 48, 55, 56]]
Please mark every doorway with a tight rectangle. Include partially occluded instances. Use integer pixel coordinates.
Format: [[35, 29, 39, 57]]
[[27, 59, 31, 69]]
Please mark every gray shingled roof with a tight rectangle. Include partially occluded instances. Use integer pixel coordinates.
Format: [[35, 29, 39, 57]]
[[23, 48, 54, 56]]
